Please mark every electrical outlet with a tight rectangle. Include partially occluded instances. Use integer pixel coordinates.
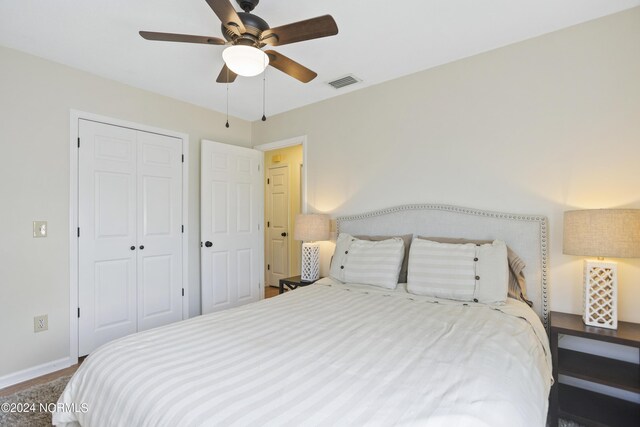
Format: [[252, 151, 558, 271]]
[[34, 314, 48, 333], [33, 221, 47, 238]]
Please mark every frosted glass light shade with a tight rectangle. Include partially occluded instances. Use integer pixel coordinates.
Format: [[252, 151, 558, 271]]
[[294, 214, 330, 242], [563, 209, 640, 258], [222, 46, 268, 77]]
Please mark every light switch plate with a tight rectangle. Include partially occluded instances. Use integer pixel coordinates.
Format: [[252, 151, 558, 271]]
[[34, 314, 48, 332], [33, 221, 47, 238]]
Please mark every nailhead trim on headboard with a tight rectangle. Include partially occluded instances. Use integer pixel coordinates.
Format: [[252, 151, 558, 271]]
[[336, 204, 550, 331]]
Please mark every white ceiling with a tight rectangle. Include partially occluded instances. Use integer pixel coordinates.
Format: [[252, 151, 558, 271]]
[[1, 0, 638, 121]]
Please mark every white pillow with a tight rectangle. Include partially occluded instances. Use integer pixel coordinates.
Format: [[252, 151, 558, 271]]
[[329, 233, 356, 282], [407, 238, 509, 304], [330, 233, 405, 289]]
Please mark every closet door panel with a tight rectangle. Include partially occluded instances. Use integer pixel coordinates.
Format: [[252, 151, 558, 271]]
[[136, 131, 183, 331], [78, 120, 137, 356]]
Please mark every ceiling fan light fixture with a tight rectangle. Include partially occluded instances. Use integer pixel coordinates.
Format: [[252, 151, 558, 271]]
[[222, 46, 269, 77]]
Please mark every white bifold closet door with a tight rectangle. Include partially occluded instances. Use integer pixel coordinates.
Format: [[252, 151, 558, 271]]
[[78, 119, 183, 356], [201, 140, 263, 314]]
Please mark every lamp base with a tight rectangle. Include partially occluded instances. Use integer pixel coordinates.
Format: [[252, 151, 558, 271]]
[[583, 260, 618, 329], [301, 242, 320, 282]]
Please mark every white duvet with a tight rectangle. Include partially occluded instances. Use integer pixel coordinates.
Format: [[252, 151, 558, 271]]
[[54, 278, 552, 427]]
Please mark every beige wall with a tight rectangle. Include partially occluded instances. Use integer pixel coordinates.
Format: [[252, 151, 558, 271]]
[[0, 45, 251, 377], [252, 8, 640, 323], [264, 145, 303, 284], [2, 5, 640, 387]]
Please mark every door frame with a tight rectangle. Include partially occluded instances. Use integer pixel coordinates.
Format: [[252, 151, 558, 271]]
[[69, 110, 190, 363], [253, 135, 308, 214]]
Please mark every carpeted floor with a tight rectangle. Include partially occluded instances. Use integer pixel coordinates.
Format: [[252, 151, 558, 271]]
[[0, 375, 71, 426]]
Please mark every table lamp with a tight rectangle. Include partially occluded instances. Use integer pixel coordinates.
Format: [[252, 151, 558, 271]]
[[563, 209, 640, 329], [294, 214, 330, 282]]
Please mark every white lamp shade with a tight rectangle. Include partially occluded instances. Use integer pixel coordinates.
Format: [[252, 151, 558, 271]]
[[563, 209, 640, 258], [222, 46, 269, 77], [294, 214, 330, 242]]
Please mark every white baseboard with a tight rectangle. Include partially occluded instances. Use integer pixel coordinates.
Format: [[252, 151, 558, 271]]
[[0, 357, 76, 390]]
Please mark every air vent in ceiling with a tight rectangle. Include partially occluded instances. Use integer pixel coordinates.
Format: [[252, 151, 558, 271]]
[[327, 74, 361, 89]]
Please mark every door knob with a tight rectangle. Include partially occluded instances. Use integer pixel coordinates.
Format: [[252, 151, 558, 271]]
[[130, 246, 135, 251], [281, 232, 287, 237], [139, 245, 145, 250], [205, 241, 213, 247]]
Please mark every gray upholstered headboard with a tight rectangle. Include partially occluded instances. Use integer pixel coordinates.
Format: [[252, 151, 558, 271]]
[[336, 204, 549, 329]]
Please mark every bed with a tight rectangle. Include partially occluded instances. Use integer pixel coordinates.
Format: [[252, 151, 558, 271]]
[[54, 204, 552, 427]]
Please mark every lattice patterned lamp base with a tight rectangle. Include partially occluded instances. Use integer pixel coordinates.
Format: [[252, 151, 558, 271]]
[[301, 242, 320, 282], [583, 260, 617, 329]]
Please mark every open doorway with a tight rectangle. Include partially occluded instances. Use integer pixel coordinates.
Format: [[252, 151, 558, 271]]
[[263, 144, 303, 288]]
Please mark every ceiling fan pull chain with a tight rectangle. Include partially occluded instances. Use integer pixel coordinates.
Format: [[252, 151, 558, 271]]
[[225, 66, 230, 128], [262, 57, 267, 122]]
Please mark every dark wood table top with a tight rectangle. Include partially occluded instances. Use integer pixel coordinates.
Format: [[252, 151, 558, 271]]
[[550, 311, 640, 347]]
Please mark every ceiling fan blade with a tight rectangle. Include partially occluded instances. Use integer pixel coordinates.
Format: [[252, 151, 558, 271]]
[[216, 64, 238, 83], [205, 0, 246, 34], [265, 50, 317, 83], [139, 31, 225, 45], [260, 15, 338, 46]]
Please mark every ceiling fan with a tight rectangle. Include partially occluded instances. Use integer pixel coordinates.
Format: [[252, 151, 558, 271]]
[[140, 0, 338, 84]]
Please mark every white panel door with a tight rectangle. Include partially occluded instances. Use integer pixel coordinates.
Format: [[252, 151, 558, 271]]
[[79, 120, 137, 356], [201, 140, 263, 314], [266, 165, 289, 287], [136, 131, 183, 331]]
